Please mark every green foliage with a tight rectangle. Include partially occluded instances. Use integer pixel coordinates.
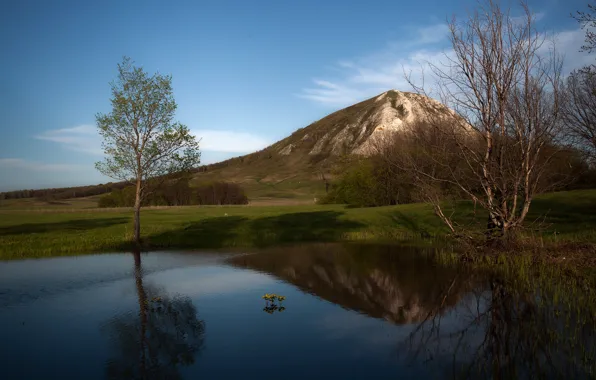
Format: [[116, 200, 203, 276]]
[[94, 57, 201, 242], [98, 179, 248, 207], [0, 182, 128, 202], [321, 159, 376, 206], [97, 187, 137, 208], [194, 181, 248, 205], [95, 56, 200, 192], [320, 157, 413, 207]]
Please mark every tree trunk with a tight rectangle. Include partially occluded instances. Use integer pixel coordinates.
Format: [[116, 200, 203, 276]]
[[486, 213, 506, 244], [133, 250, 148, 378], [133, 178, 142, 245]]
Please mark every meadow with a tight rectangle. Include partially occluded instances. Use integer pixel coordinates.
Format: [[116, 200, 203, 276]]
[[1, 189, 595, 260]]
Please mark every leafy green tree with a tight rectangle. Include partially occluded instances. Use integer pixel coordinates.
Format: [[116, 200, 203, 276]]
[[96, 57, 200, 244]]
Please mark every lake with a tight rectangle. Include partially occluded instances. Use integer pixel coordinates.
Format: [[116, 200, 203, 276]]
[[0, 243, 594, 379]]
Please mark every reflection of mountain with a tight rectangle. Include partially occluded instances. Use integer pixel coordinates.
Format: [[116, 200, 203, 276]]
[[229, 243, 476, 324]]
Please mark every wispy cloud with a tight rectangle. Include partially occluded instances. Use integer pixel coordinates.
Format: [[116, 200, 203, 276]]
[[0, 158, 85, 172], [298, 80, 376, 106], [35, 124, 103, 155], [550, 28, 596, 73], [298, 23, 452, 107], [35, 124, 271, 157], [190, 130, 271, 153], [299, 16, 596, 108], [511, 11, 546, 26], [413, 23, 451, 45]]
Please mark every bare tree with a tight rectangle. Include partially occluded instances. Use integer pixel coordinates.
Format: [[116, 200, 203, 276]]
[[573, 1, 596, 54], [377, 119, 471, 235], [391, 0, 565, 241], [402, 275, 596, 378], [562, 69, 596, 162]]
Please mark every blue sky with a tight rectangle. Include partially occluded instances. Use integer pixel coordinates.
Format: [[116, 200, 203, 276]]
[[0, 0, 593, 191]]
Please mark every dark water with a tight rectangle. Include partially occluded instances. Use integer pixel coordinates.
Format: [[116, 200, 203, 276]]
[[0, 243, 594, 379]]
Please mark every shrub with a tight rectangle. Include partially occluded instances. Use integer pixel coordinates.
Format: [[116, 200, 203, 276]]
[[320, 157, 413, 207], [97, 179, 249, 207]]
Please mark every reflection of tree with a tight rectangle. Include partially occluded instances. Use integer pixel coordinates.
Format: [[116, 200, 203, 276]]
[[103, 250, 205, 379], [230, 243, 596, 378], [229, 243, 477, 324], [404, 275, 596, 379]]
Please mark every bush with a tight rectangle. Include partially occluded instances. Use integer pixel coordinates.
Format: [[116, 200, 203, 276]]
[[194, 182, 248, 205], [98, 187, 136, 208], [97, 179, 248, 207], [320, 157, 413, 207]]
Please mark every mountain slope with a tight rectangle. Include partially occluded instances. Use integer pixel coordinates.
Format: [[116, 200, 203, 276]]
[[272, 89, 452, 156], [192, 90, 455, 203], [1, 90, 455, 206]]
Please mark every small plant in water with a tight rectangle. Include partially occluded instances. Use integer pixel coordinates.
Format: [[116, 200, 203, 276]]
[[262, 293, 286, 314]]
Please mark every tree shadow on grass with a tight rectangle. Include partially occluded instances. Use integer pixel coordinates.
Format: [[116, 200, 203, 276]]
[[0, 217, 130, 236], [248, 211, 364, 247], [529, 196, 596, 233], [146, 211, 364, 249], [389, 211, 435, 238], [147, 216, 249, 249]]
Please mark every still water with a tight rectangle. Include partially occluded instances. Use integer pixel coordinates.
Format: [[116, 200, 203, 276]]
[[0, 243, 594, 379]]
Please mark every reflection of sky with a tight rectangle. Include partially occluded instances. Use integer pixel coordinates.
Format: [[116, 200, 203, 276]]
[[318, 309, 414, 345], [150, 264, 277, 297], [0, 252, 486, 380], [0, 251, 232, 307]]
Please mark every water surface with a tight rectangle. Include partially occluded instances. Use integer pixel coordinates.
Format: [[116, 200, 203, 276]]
[[0, 243, 593, 379]]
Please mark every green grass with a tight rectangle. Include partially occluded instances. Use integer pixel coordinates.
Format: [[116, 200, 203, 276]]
[[1, 189, 595, 260], [0, 196, 102, 210]]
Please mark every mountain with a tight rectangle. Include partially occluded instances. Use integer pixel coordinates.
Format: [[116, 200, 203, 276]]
[[1, 90, 455, 206], [273, 89, 452, 157], [194, 90, 455, 203]]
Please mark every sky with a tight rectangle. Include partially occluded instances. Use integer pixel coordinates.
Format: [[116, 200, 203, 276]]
[[0, 0, 594, 191]]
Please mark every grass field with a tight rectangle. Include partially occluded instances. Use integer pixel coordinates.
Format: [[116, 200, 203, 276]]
[[1, 189, 595, 260], [0, 196, 103, 210]]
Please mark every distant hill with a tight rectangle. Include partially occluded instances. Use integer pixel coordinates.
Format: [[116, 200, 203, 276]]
[[191, 90, 455, 202], [1, 90, 455, 206]]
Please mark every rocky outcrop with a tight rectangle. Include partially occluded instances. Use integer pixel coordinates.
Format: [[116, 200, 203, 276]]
[[274, 90, 457, 158]]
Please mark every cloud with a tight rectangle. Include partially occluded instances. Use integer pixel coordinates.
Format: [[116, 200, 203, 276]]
[[299, 20, 596, 107], [35, 124, 103, 155], [298, 80, 376, 106], [190, 129, 271, 153], [35, 124, 271, 157], [298, 23, 453, 107], [0, 158, 85, 172], [511, 11, 546, 26], [413, 23, 450, 45], [550, 28, 596, 73]]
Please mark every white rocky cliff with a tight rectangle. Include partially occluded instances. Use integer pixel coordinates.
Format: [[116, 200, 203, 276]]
[[276, 90, 455, 157]]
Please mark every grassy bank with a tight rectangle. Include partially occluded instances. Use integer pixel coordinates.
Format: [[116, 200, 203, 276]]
[[1, 189, 595, 260]]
